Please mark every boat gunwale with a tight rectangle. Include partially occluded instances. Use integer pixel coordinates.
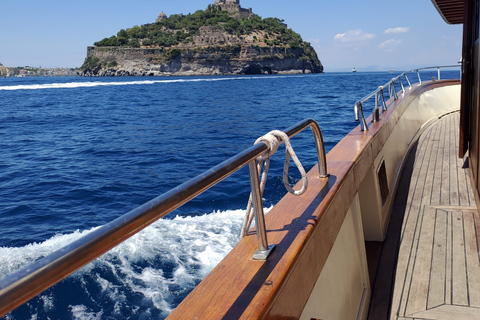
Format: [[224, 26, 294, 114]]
[[167, 79, 461, 319]]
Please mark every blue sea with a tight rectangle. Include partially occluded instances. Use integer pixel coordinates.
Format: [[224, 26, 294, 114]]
[[0, 70, 459, 319]]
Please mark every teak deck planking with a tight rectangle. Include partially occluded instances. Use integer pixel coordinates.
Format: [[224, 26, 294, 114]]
[[390, 113, 480, 320]]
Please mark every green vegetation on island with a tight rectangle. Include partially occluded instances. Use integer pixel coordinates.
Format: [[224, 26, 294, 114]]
[[93, 5, 305, 49]]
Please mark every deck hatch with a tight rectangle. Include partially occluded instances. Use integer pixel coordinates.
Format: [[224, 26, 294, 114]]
[[377, 159, 389, 205]]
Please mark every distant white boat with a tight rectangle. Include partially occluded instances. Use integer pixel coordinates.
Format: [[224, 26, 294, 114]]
[[352, 67, 357, 72]]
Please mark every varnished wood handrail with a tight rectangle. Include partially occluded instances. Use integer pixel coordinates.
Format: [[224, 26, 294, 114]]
[[0, 118, 328, 317]]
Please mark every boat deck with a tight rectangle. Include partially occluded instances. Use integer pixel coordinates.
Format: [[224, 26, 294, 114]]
[[369, 112, 480, 320]]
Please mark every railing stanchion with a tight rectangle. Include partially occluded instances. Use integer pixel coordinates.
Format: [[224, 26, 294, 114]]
[[390, 78, 398, 100], [380, 87, 387, 111], [416, 70, 422, 85], [405, 74, 412, 88], [248, 160, 274, 260], [304, 121, 329, 178], [355, 101, 368, 131], [399, 75, 405, 93]]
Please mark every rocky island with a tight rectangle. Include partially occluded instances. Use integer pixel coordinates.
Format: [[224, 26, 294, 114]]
[[80, 0, 323, 76]]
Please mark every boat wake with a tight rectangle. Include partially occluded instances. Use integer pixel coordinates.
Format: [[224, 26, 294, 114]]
[[0, 208, 270, 319], [0, 75, 297, 91]]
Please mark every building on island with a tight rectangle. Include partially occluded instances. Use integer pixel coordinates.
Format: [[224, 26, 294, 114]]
[[156, 11, 167, 23], [213, 0, 254, 19], [155, 1, 254, 25]]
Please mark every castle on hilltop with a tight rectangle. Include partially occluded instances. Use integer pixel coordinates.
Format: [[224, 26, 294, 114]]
[[156, 1, 254, 23], [214, 0, 254, 19]]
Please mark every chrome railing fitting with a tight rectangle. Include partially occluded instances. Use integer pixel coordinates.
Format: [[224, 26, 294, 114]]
[[353, 65, 459, 132], [405, 74, 412, 88], [248, 160, 274, 260], [355, 101, 368, 131], [389, 78, 398, 100], [399, 75, 406, 93]]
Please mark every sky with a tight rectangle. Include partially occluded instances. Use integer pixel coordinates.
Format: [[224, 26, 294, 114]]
[[0, 0, 463, 71]]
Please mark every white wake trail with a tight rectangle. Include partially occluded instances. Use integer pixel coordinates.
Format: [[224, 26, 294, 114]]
[[0, 75, 296, 91]]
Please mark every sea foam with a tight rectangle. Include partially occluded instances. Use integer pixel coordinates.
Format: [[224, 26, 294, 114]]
[[0, 75, 299, 91], [0, 207, 270, 319]]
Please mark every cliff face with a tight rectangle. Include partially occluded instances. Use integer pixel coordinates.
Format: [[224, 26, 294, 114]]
[[81, 45, 323, 76]]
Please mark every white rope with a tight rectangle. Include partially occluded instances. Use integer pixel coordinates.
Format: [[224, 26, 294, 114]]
[[240, 130, 308, 238]]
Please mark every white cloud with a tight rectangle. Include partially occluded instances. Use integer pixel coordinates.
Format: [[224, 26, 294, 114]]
[[378, 39, 403, 51], [307, 38, 321, 44], [306, 38, 321, 48], [384, 27, 410, 34], [334, 29, 375, 43]]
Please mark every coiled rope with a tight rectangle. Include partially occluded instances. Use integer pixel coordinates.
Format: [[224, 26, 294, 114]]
[[240, 130, 308, 238]]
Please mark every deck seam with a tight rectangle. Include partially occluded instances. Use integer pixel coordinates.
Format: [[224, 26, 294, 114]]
[[463, 211, 471, 307]]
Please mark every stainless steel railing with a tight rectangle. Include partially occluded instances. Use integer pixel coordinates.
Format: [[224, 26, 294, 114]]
[[354, 65, 460, 131], [0, 118, 328, 317]]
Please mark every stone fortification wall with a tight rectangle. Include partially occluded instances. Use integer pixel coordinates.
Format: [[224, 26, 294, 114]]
[[87, 46, 162, 62], [193, 26, 245, 47]]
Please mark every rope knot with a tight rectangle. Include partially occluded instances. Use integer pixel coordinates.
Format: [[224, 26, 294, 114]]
[[254, 131, 282, 158], [254, 130, 307, 195], [241, 129, 309, 238]]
